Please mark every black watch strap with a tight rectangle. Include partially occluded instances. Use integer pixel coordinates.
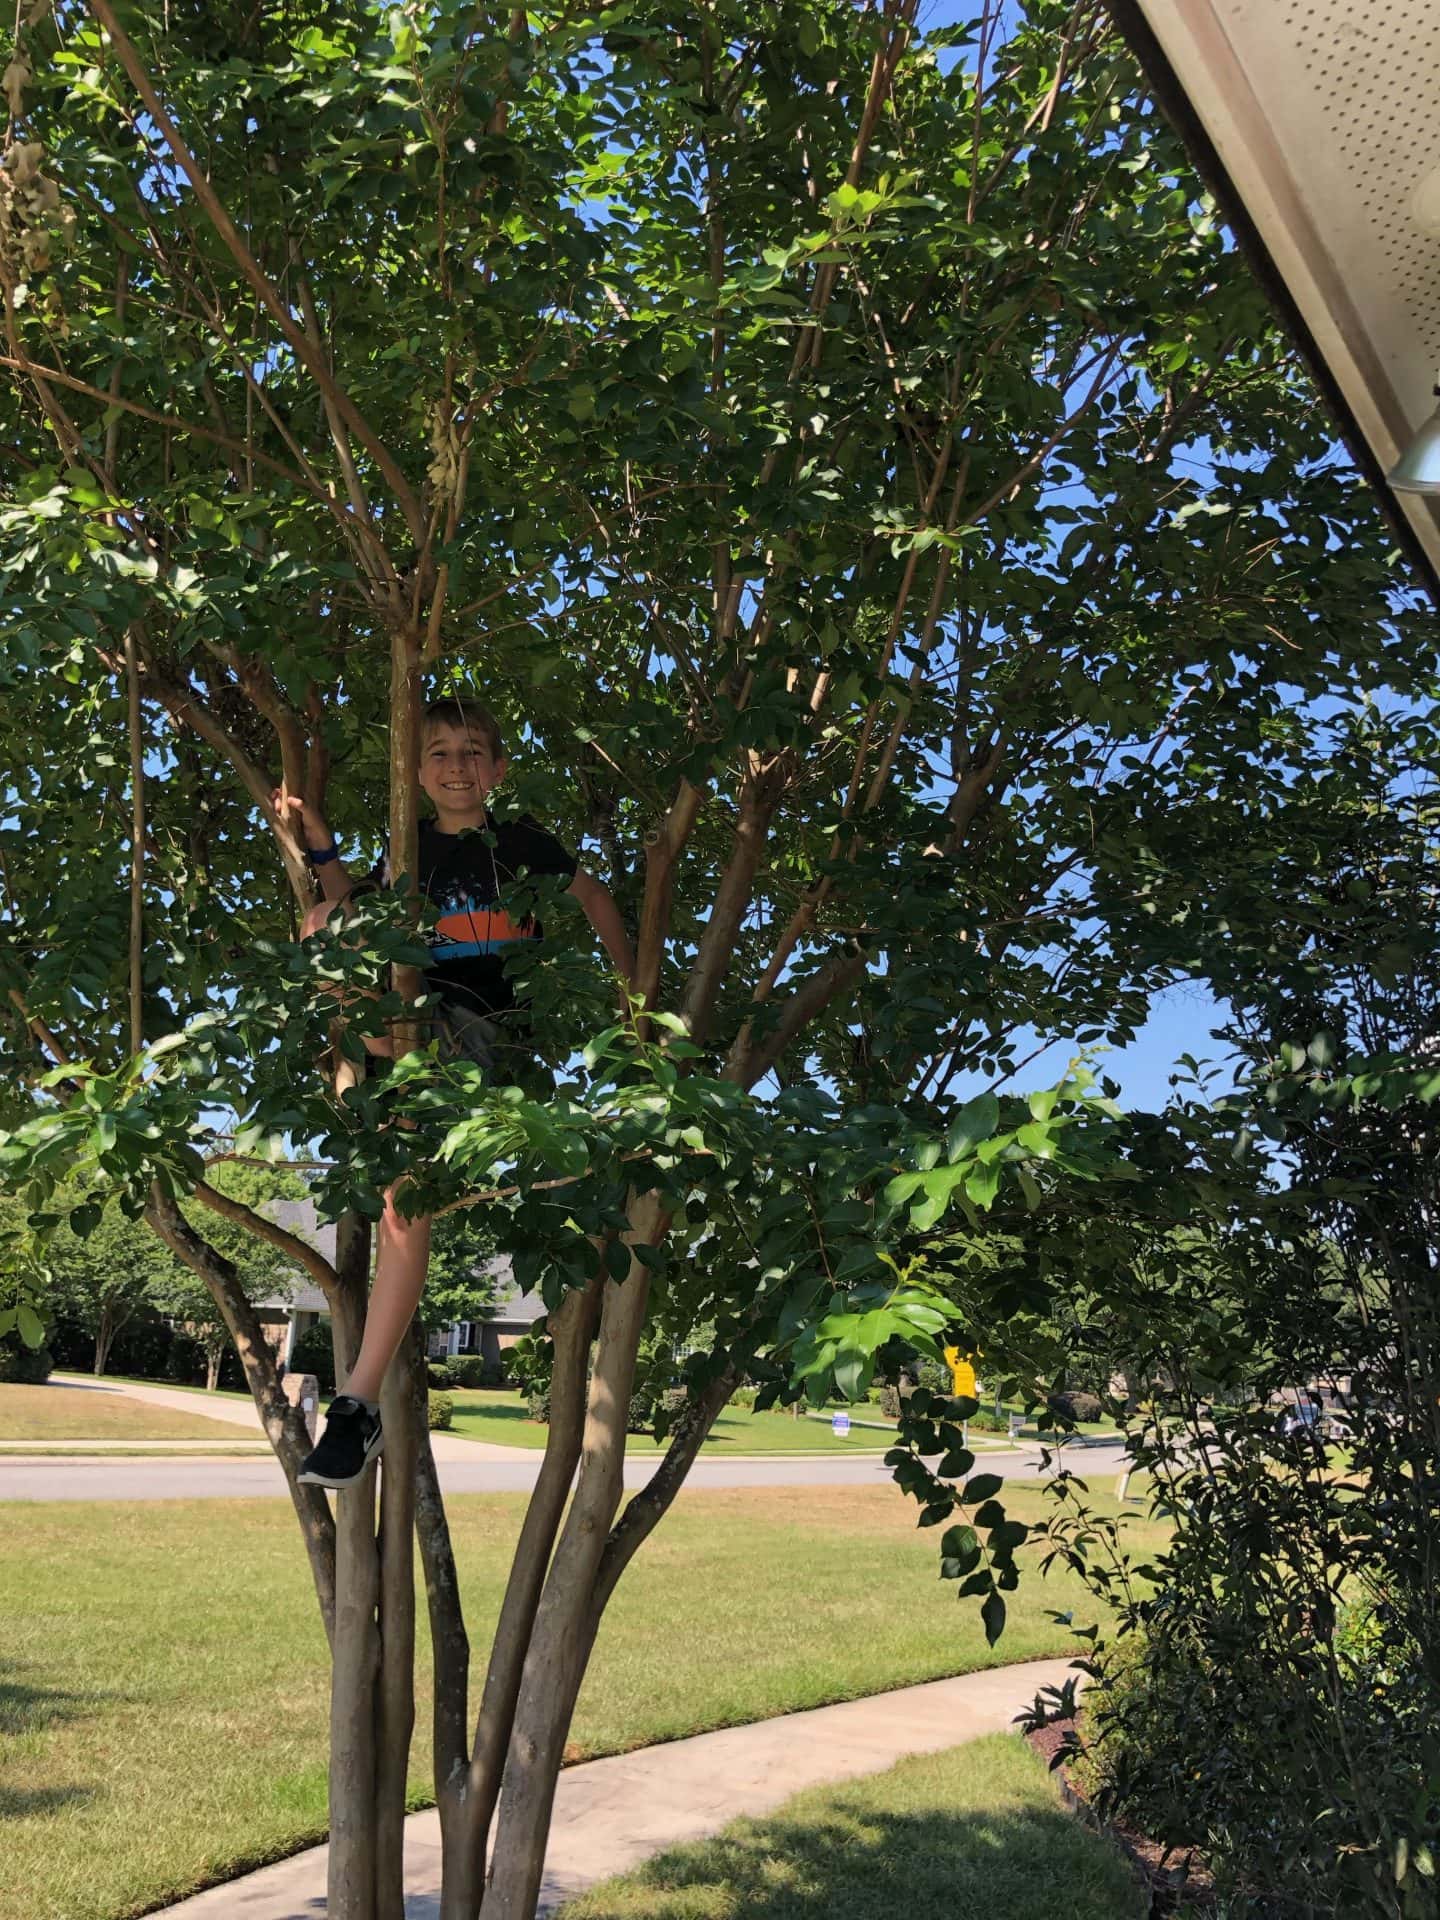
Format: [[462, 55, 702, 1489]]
[[306, 844, 340, 867]]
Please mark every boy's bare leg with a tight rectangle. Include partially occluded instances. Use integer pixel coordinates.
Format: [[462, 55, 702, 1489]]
[[343, 1183, 432, 1405]]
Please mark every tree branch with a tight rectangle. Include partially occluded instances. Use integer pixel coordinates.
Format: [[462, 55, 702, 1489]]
[[86, 0, 428, 546], [190, 1179, 340, 1299]]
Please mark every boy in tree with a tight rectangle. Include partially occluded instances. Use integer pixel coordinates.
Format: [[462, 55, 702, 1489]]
[[273, 697, 634, 1488]]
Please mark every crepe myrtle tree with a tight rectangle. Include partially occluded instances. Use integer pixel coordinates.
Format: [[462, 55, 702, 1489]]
[[0, 3, 1430, 1915]]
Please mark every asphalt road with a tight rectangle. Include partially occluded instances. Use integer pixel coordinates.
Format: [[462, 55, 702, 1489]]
[[0, 1439, 1122, 1502]]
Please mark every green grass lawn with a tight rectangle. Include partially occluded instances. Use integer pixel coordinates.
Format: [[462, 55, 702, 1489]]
[[447, 1389, 901, 1453], [560, 1733, 1142, 1920], [0, 1483, 1166, 1920], [0, 1383, 255, 1443]]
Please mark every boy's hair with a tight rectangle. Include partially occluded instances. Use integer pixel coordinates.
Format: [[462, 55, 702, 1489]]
[[422, 697, 504, 759]]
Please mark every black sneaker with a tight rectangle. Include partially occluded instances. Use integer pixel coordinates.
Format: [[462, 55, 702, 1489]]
[[297, 1396, 384, 1488]]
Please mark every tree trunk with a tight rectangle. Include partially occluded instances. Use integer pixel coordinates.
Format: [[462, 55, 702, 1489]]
[[374, 1324, 421, 1920], [416, 1408, 473, 1920], [445, 1275, 602, 1919], [144, 1189, 338, 1625], [93, 1310, 114, 1376], [330, 1467, 382, 1920], [482, 1195, 661, 1920], [327, 1205, 380, 1920], [205, 1346, 222, 1392]]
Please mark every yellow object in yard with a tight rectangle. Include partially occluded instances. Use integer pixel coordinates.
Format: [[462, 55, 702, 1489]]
[[943, 1345, 978, 1398]]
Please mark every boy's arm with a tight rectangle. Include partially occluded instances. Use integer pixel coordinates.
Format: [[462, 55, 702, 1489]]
[[568, 869, 635, 989], [272, 786, 357, 905]]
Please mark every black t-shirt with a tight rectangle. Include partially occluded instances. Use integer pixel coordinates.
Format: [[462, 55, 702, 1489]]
[[371, 815, 578, 1019]]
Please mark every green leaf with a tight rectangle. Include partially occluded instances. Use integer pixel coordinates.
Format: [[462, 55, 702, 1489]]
[[16, 1303, 45, 1348], [945, 1093, 1000, 1163], [981, 1589, 1007, 1646], [964, 1472, 1004, 1504]]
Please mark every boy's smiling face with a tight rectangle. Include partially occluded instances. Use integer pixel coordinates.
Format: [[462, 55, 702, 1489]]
[[419, 722, 507, 831]]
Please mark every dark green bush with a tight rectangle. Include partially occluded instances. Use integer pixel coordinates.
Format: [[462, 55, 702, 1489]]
[[1047, 1389, 1104, 1425], [105, 1310, 173, 1379], [427, 1391, 454, 1431], [164, 1332, 207, 1385], [288, 1321, 336, 1395], [525, 1385, 549, 1422], [427, 1361, 456, 1390], [0, 1339, 53, 1383]]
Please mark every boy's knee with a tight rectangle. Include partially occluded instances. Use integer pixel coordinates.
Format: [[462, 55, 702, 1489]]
[[301, 898, 344, 941]]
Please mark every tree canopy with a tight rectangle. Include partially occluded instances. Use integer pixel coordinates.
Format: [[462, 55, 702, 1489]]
[[0, 4, 1435, 1916]]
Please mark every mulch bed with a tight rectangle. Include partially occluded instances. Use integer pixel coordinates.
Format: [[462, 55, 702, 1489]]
[[1027, 1718, 1218, 1916]]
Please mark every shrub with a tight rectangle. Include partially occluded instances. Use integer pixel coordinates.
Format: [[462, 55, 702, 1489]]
[[427, 1361, 456, 1391], [730, 1385, 758, 1412], [164, 1332, 207, 1385], [1047, 1389, 1104, 1426], [288, 1320, 337, 1395], [0, 1339, 53, 1383], [47, 1318, 94, 1371], [452, 1354, 485, 1389], [526, 1385, 550, 1423], [427, 1391, 454, 1431], [106, 1310, 173, 1379]]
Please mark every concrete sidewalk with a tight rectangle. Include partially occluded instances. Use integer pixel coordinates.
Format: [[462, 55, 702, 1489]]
[[153, 1657, 1077, 1919]]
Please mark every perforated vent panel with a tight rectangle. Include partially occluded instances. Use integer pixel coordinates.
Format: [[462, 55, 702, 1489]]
[[1282, 0, 1440, 366], [1134, 0, 1440, 580]]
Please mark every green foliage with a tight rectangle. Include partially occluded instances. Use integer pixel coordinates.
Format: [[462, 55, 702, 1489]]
[[427, 1391, 454, 1431], [0, 0, 1431, 1676], [426, 1361, 456, 1391], [1020, 718, 1440, 1916], [451, 1353, 502, 1390], [1046, 1390, 1102, 1426], [421, 1210, 507, 1337], [288, 1320, 337, 1396], [0, 1338, 53, 1382]]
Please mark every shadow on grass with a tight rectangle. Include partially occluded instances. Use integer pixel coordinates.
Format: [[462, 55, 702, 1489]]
[[0, 1666, 109, 1739], [0, 1783, 98, 1818], [451, 1397, 536, 1427], [555, 1794, 1139, 1920]]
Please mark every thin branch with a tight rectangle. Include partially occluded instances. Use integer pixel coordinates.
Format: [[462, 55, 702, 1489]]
[[190, 1179, 341, 1299], [86, 0, 428, 545]]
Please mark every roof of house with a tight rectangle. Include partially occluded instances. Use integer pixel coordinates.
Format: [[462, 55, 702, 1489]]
[[1111, 0, 1440, 599]]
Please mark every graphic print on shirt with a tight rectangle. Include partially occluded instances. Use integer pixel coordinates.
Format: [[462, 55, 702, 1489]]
[[430, 881, 537, 965]]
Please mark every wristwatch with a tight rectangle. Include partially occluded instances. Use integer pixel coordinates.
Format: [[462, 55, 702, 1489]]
[[306, 843, 340, 866]]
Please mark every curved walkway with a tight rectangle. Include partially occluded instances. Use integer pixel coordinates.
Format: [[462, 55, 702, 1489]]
[[151, 1657, 1081, 1919]]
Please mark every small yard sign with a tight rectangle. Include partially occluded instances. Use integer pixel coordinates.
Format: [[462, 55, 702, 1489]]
[[831, 1411, 852, 1437]]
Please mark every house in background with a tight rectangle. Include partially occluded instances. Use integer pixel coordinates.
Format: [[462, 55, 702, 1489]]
[[247, 1198, 544, 1371], [250, 1197, 337, 1364], [425, 1258, 548, 1369]]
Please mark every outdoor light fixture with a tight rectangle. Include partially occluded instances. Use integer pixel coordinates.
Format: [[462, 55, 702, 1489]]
[[1388, 377, 1440, 495]]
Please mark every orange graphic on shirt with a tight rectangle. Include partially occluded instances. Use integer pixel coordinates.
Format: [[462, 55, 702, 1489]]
[[433, 903, 534, 949]]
